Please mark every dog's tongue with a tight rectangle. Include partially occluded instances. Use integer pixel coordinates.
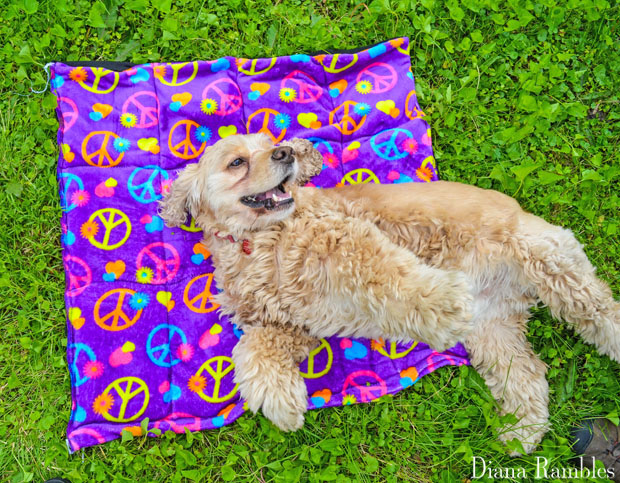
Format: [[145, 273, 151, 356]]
[[257, 188, 292, 203]]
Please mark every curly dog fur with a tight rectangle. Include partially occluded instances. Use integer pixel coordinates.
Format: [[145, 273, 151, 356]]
[[160, 133, 619, 454]]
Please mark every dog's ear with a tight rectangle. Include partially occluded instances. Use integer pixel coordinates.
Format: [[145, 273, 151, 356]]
[[158, 162, 203, 227], [279, 138, 323, 186]]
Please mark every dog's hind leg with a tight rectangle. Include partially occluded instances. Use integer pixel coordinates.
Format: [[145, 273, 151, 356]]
[[514, 214, 620, 362], [231, 324, 317, 431], [464, 310, 549, 455]]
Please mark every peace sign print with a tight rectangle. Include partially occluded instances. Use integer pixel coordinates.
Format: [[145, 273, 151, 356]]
[[342, 370, 387, 403], [317, 54, 358, 73], [374, 340, 418, 360], [136, 242, 180, 285], [183, 273, 220, 313], [146, 324, 187, 367], [168, 120, 206, 160], [329, 101, 367, 135], [77, 68, 120, 94], [82, 131, 125, 168], [341, 169, 380, 185], [59, 172, 84, 212], [67, 428, 106, 452], [58, 96, 79, 133], [237, 57, 277, 76], [121, 91, 160, 128], [127, 165, 169, 204], [299, 339, 333, 379], [154, 412, 201, 434], [193, 356, 239, 403], [246, 108, 287, 143], [87, 208, 131, 250], [99, 377, 150, 423], [68, 343, 96, 387], [64, 255, 92, 297], [370, 128, 413, 161], [202, 78, 243, 116], [405, 90, 424, 120], [280, 71, 323, 104], [153, 62, 199, 86], [180, 217, 202, 233], [356, 63, 398, 94], [94, 288, 143, 332]]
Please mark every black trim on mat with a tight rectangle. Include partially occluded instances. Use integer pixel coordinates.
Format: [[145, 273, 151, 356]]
[[56, 38, 403, 71]]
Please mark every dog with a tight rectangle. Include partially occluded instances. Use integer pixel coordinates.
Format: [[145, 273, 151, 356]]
[[159, 133, 619, 454]]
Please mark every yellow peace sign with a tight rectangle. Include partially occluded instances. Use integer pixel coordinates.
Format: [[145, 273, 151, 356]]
[[183, 273, 220, 313], [180, 217, 202, 232], [389, 38, 409, 55], [94, 288, 143, 331], [154, 62, 199, 86], [100, 377, 150, 423], [316, 54, 358, 73], [194, 356, 239, 403], [78, 68, 120, 94], [422, 156, 436, 169], [237, 57, 277, 76], [341, 169, 380, 185], [299, 339, 333, 379], [375, 340, 418, 359], [87, 208, 132, 250]]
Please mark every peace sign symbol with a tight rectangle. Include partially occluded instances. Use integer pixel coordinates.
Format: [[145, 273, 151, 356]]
[[58, 96, 79, 133], [281, 71, 323, 104], [64, 255, 92, 297], [68, 343, 96, 387], [82, 131, 125, 168], [146, 323, 187, 367], [374, 340, 418, 359], [341, 169, 380, 185], [317, 54, 358, 73], [202, 78, 243, 116], [67, 428, 105, 452], [183, 273, 220, 313], [154, 412, 201, 433], [307, 137, 334, 155], [425, 350, 466, 372], [127, 165, 169, 204], [370, 128, 413, 160], [405, 90, 424, 120], [59, 172, 84, 212], [356, 63, 398, 94], [99, 377, 150, 422], [136, 242, 180, 284], [168, 120, 206, 160], [78, 68, 120, 94], [237, 57, 277, 76], [153, 62, 199, 86], [180, 217, 202, 232], [94, 288, 143, 331], [299, 339, 333, 379], [194, 356, 239, 403], [87, 208, 131, 250], [329, 101, 367, 135], [342, 370, 387, 403], [121, 91, 160, 128], [246, 108, 286, 143]]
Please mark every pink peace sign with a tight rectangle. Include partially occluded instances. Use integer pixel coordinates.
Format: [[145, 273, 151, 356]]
[[67, 428, 105, 452], [280, 70, 323, 104], [425, 351, 464, 372], [121, 91, 160, 128], [356, 62, 398, 94], [136, 242, 180, 284], [59, 97, 79, 133], [154, 412, 202, 433], [64, 255, 92, 297], [201, 78, 243, 116], [342, 370, 387, 403]]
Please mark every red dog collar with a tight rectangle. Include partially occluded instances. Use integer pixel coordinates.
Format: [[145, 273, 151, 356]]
[[214, 231, 252, 255]]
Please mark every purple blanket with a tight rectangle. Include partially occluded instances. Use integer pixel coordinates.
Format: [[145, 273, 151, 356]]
[[51, 37, 469, 452]]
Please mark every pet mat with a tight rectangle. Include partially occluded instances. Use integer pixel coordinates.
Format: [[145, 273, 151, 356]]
[[51, 37, 469, 452]]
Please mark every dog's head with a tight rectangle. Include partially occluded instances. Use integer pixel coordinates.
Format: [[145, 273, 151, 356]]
[[159, 133, 323, 234]]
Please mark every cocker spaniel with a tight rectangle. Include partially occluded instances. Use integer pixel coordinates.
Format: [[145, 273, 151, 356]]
[[159, 133, 619, 454]]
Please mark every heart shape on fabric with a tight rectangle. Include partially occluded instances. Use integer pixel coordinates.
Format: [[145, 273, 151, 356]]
[[250, 82, 270, 95], [343, 339, 367, 360], [376, 100, 396, 115], [218, 125, 237, 138], [92, 103, 113, 118], [311, 389, 332, 407], [211, 58, 230, 72], [105, 260, 125, 279], [137, 137, 160, 154], [298, 112, 319, 129], [130, 68, 150, 83], [171, 92, 192, 105], [109, 346, 133, 367]]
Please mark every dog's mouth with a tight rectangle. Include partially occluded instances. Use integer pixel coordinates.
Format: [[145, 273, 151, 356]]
[[240, 175, 294, 211]]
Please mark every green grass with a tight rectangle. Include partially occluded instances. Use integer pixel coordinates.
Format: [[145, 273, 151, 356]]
[[1, 0, 619, 481]]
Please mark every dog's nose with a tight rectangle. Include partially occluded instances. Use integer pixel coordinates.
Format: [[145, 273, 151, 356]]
[[272, 146, 294, 164]]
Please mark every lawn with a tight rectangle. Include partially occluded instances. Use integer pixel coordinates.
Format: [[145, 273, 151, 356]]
[[1, 0, 619, 481]]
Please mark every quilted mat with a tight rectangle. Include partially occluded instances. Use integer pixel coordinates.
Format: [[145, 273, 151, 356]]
[[51, 37, 469, 452]]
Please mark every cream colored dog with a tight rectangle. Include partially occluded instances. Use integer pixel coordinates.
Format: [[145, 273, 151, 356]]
[[159, 133, 619, 454]]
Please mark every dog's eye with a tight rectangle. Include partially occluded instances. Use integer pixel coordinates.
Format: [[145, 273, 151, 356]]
[[229, 158, 246, 168]]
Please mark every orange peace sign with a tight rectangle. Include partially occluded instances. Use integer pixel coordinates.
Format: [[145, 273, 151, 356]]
[[329, 101, 366, 135], [94, 288, 143, 331], [316, 54, 358, 73], [299, 339, 333, 379], [78, 68, 119, 94], [405, 90, 425, 120], [341, 169, 380, 185], [168, 120, 206, 160], [246, 108, 287, 143], [100, 377, 150, 422], [183, 273, 220, 313], [194, 356, 239, 403], [82, 131, 125, 168], [87, 208, 132, 250], [153, 62, 199, 86], [237, 57, 277, 76], [374, 340, 418, 359]]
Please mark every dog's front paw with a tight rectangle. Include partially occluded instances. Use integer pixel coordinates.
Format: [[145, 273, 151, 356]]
[[260, 371, 308, 432]]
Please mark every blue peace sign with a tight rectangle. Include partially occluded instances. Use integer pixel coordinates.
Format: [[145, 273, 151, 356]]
[[308, 137, 334, 154], [59, 173, 84, 212], [370, 128, 413, 161], [146, 323, 187, 367], [127, 165, 169, 204], [68, 343, 96, 387]]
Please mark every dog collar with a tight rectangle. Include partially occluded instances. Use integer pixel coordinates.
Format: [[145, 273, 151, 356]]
[[214, 231, 252, 255]]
